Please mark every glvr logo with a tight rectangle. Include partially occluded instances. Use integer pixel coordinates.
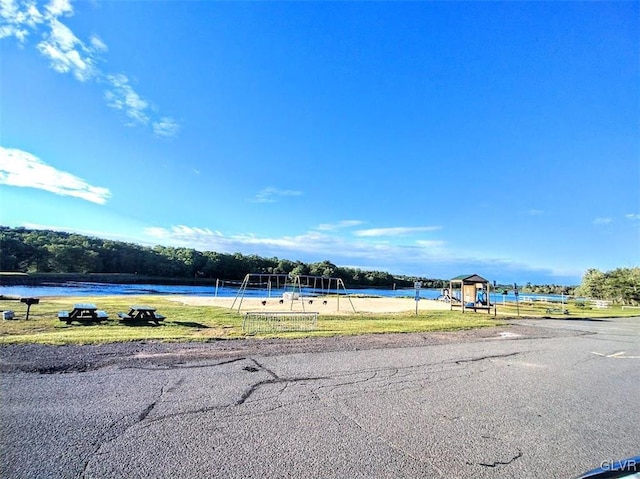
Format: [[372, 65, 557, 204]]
[[599, 458, 638, 470]]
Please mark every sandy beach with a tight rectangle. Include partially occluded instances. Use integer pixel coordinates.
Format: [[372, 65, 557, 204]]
[[168, 295, 451, 315]]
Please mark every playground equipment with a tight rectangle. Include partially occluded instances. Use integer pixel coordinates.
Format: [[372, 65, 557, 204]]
[[437, 288, 461, 303], [231, 273, 356, 313], [449, 274, 494, 314]]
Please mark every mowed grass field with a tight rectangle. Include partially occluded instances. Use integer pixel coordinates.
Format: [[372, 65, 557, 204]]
[[0, 295, 503, 345], [1, 296, 637, 345], [496, 301, 640, 319]]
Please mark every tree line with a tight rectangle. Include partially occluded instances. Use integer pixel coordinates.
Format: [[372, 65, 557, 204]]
[[519, 283, 574, 295], [573, 268, 640, 305], [512, 271, 640, 305], [0, 227, 450, 289]]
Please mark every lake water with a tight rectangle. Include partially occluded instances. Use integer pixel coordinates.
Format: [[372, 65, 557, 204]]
[[0, 281, 568, 304], [1, 281, 438, 299]]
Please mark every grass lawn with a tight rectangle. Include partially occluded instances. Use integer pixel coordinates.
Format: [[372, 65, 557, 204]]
[[0, 295, 502, 345], [2, 296, 636, 345], [495, 301, 640, 318]]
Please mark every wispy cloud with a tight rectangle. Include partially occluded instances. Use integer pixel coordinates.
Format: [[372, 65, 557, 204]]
[[415, 239, 446, 248], [251, 187, 303, 204], [104, 73, 150, 125], [0, 0, 44, 41], [142, 223, 569, 281], [153, 117, 181, 138], [22, 223, 139, 243], [144, 224, 447, 263], [626, 213, 640, 221], [527, 209, 543, 216], [0, 146, 111, 204], [145, 225, 221, 245], [19, 219, 579, 281], [0, 0, 179, 137], [593, 217, 613, 225], [315, 220, 364, 231], [37, 16, 98, 81], [353, 226, 442, 237]]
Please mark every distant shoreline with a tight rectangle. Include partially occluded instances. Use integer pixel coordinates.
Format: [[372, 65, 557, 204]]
[[0, 272, 407, 289], [0, 273, 241, 287]]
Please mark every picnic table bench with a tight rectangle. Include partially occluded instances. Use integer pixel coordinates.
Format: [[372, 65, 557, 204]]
[[463, 302, 493, 314], [118, 305, 165, 325], [546, 307, 569, 315], [59, 303, 109, 324]]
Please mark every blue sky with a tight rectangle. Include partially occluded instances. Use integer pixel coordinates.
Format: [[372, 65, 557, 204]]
[[1, 0, 638, 285]]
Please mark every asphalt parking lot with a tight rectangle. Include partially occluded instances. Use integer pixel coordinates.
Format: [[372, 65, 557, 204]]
[[1, 317, 638, 478]]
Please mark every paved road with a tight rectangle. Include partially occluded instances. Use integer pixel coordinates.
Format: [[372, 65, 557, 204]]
[[1, 318, 639, 478]]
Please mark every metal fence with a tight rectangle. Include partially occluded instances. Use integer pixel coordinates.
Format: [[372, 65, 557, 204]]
[[243, 311, 318, 334]]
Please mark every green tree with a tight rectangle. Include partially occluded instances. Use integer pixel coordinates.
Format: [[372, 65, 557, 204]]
[[575, 267, 640, 305], [309, 260, 337, 278], [575, 269, 606, 299]]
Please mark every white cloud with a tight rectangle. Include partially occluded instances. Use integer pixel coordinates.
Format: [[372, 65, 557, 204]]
[[0, 0, 44, 41], [315, 220, 364, 231], [37, 17, 96, 81], [145, 225, 374, 260], [593, 217, 613, 225], [0, 0, 180, 137], [22, 222, 138, 243], [0, 146, 111, 204], [141, 223, 563, 281], [252, 187, 303, 203], [153, 117, 180, 138], [527, 209, 543, 216], [17, 219, 578, 281], [45, 0, 71, 17], [625, 213, 640, 221], [143, 224, 454, 267], [104, 73, 150, 125], [89, 34, 107, 52], [146, 225, 221, 242], [353, 226, 442, 237], [415, 240, 446, 248]]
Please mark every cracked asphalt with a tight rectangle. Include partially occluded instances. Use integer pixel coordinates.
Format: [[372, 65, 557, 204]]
[[1, 318, 638, 478]]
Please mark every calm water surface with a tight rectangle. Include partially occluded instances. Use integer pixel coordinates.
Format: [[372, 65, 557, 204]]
[[0, 281, 567, 303], [1, 282, 438, 299]]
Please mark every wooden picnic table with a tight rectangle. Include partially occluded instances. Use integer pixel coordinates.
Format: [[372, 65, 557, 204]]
[[59, 303, 109, 324], [118, 305, 165, 325]]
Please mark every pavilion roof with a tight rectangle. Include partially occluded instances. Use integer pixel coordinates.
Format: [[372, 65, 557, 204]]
[[450, 274, 489, 283]]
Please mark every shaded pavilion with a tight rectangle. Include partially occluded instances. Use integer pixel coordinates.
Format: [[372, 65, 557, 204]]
[[449, 274, 493, 314]]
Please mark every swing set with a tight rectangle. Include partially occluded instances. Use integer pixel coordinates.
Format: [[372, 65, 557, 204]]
[[230, 273, 356, 313]]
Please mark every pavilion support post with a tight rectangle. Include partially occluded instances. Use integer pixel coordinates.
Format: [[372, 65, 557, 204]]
[[449, 280, 453, 311], [462, 281, 466, 313]]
